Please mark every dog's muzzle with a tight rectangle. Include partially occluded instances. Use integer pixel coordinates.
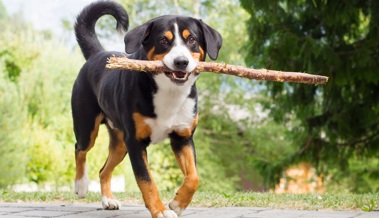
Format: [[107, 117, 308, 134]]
[[164, 71, 191, 84], [164, 56, 192, 84]]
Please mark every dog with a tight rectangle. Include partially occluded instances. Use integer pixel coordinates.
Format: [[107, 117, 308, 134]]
[[72, 1, 222, 217]]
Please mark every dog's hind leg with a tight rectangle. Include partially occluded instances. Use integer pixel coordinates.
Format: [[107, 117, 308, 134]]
[[72, 89, 104, 198], [99, 125, 127, 210], [74, 113, 103, 198]]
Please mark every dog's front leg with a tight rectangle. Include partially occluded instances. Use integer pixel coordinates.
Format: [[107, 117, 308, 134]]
[[168, 133, 200, 216], [127, 137, 178, 218]]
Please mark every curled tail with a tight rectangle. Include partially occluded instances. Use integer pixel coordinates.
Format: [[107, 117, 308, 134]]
[[75, 1, 129, 60]]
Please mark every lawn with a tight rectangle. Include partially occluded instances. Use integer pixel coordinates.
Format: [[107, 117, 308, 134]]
[[0, 190, 378, 212]]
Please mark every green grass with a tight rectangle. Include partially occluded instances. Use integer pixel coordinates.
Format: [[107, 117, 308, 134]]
[[0, 190, 378, 211]]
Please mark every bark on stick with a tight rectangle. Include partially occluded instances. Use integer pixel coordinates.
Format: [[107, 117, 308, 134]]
[[106, 56, 329, 85]]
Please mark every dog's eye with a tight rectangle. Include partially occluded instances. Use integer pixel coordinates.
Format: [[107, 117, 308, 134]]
[[188, 36, 196, 44], [159, 38, 168, 45]]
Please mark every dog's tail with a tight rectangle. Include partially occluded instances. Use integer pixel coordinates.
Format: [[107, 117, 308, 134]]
[[75, 1, 129, 60]]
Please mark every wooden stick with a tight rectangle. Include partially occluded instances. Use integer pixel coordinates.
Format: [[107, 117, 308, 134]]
[[106, 56, 329, 85]]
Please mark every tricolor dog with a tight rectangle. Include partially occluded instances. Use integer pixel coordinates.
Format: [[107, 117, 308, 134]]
[[72, 1, 222, 217]]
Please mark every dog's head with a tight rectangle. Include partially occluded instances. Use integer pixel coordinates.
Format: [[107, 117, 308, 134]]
[[124, 15, 222, 85]]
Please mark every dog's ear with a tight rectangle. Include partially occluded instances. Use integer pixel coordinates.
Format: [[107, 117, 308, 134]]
[[124, 22, 152, 54], [199, 20, 222, 60]]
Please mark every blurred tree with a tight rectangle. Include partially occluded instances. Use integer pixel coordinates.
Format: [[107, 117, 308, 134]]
[[0, 2, 29, 187], [0, 0, 6, 19], [0, 5, 84, 188], [0, 69, 28, 187], [241, 0, 379, 192]]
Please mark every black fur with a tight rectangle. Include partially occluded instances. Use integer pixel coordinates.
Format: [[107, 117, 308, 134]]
[[74, 0, 129, 60]]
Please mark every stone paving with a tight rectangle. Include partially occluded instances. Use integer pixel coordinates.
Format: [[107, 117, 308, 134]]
[[0, 203, 378, 218]]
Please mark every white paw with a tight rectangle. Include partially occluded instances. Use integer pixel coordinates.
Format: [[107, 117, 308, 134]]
[[156, 209, 178, 218], [74, 174, 89, 198], [102, 196, 121, 210], [169, 200, 184, 216]]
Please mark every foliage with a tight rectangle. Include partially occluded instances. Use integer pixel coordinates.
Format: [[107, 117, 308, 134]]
[[0, 67, 28, 186], [0, 0, 6, 20], [0, 11, 30, 187], [362, 198, 377, 212], [240, 0, 379, 191], [0, 10, 82, 188]]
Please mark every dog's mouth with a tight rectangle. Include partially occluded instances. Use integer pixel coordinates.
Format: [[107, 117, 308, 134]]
[[164, 71, 191, 84]]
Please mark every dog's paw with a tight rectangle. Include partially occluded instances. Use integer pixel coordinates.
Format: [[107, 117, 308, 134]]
[[102, 196, 121, 210], [155, 210, 178, 218], [168, 200, 184, 216], [74, 176, 89, 198]]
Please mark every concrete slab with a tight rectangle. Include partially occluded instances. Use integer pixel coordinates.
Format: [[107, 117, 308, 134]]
[[0, 203, 378, 218]]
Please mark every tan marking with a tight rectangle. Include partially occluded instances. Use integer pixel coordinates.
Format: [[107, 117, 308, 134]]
[[151, 52, 169, 61], [100, 130, 127, 198], [190, 46, 205, 62], [164, 31, 174, 41], [172, 145, 199, 209], [147, 47, 155, 61], [147, 46, 169, 61], [133, 113, 152, 140], [199, 46, 205, 61], [137, 151, 167, 217], [191, 52, 202, 61], [138, 180, 167, 217], [75, 153, 86, 181], [182, 29, 191, 39], [150, 52, 167, 61], [75, 114, 104, 181], [176, 114, 198, 137]]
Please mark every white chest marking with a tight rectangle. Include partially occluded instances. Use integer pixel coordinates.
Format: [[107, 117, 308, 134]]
[[145, 22, 198, 144], [146, 77, 196, 144]]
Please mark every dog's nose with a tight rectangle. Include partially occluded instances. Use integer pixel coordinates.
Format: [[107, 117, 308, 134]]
[[173, 56, 189, 70]]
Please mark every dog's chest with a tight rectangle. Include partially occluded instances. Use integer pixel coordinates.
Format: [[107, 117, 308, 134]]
[[145, 88, 196, 144]]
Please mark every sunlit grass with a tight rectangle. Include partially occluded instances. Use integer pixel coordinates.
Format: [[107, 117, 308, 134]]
[[0, 190, 378, 211], [191, 192, 379, 211]]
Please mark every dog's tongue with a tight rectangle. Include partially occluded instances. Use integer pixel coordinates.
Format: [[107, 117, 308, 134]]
[[173, 71, 186, 79]]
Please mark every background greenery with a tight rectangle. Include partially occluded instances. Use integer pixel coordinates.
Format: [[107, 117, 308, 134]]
[[0, 0, 378, 197], [241, 0, 379, 193]]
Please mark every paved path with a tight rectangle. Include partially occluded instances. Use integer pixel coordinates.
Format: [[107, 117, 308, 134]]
[[0, 203, 378, 218]]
